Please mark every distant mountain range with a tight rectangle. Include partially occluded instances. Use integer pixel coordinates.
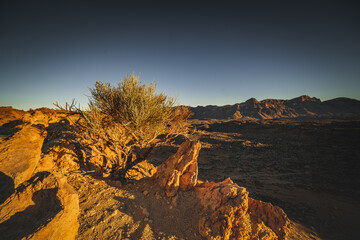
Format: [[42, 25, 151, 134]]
[[189, 95, 360, 120]]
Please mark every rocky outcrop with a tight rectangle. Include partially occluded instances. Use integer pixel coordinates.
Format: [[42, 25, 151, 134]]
[[153, 140, 291, 239], [196, 178, 290, 240], [152, 141, 201, 197], [0, 112, 48, 188], [0, 109, 80, 240], [0, 172, 79, 240], [248, 198, 290, 239], [190, 95, 360, 120], [0, 106, 25, 125], [196, 178, 254, 239]]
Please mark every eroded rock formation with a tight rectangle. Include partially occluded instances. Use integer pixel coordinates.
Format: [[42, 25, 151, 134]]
[[0, 172, 79, 240], [0, 110, 80, 240], [152, 141, 201, 197], [0, 112, 48, 188], [153, 140, 290, 240]]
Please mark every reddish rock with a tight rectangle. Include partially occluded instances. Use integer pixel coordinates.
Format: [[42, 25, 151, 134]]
[[152, 140, 201, 197], [248, 197, 290, 239], [195, 178, 290, 240], [196, 178, 253, 239], [153, 140, 291, 239]]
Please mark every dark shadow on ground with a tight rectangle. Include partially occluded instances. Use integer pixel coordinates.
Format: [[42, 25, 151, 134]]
[[0, 187, 61, 240], [0, 171, 14, 205], [0, 120, 23, 141]]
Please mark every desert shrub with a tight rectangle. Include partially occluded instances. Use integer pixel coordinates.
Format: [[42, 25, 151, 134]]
[[82, 74, 192, 179]]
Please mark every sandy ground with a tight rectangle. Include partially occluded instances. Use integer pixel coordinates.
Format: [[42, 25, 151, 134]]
[[67, 171, 206, 240]]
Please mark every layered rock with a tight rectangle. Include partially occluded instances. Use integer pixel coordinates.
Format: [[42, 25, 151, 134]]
[[153, 140, 290, 239]]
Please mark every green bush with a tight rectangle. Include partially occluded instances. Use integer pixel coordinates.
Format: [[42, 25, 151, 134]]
[[83, 74, 191, 179]]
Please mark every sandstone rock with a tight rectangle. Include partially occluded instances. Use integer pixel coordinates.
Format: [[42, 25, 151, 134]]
[[195, 178, 290, 240], [196, 178, 253, 240], [0, 122, 47, 188], [0, 171, 79, 240], [152, 140, 201, 197]]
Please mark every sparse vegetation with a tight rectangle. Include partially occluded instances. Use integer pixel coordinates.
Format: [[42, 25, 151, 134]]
[[81, 74, 192, 179]]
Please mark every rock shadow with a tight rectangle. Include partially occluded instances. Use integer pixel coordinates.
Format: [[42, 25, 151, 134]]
[[113, 183, 201, 239], [0, 120, 23, 140], [149, 145, 178, 167], [0, 171, 14, 205], [0, 187, 62, 240], [42, 119, 86, 168]]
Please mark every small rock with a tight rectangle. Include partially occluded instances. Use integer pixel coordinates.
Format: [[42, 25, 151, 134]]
[[143, 190, 149, 196], [88, 209, 96, 216], [140, 206, 149, 217], [144, 217, 153, 223], [111, 209, 119, 216]]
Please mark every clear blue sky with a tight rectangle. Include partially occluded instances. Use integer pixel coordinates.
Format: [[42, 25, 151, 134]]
[[1, 1, 359, 110]]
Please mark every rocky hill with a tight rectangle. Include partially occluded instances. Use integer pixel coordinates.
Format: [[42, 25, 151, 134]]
[[190, 95, 360, 120]]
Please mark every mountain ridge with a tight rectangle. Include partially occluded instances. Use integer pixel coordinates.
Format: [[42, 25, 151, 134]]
[[190, 95, 360, 120]]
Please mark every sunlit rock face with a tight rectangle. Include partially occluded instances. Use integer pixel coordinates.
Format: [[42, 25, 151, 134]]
[[153, 140, 290, 240], [0, 109, 80, 240], [152, 140, 201, 197]]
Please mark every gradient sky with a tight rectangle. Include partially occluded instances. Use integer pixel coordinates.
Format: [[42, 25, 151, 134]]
[[1, 1, 359, 110]]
